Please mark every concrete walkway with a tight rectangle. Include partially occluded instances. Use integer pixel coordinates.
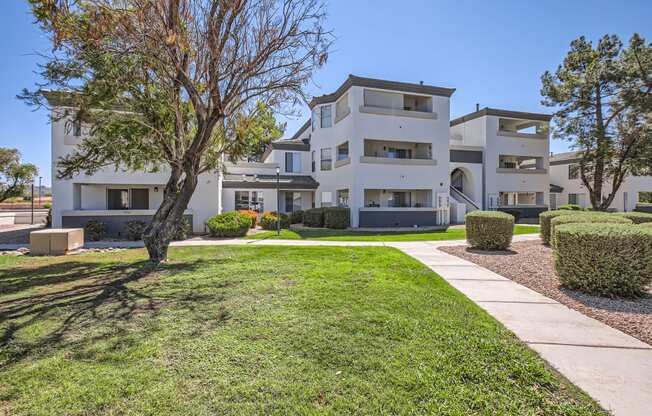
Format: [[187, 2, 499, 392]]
[[2, 233, 649, 414], [392, 241, 652, 416]]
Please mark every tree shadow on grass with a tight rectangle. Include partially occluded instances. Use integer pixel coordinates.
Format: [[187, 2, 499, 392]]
[[0, 256, 218, 367]]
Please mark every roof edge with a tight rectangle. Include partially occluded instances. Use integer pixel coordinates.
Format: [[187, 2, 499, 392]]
[[450, 107, 553, 127]]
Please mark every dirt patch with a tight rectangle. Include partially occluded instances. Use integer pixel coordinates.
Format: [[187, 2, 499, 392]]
[[440, 240, 652, 346]]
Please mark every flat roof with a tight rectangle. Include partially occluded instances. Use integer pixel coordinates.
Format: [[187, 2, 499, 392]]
[[309, 75, 456, 108], [450, 107, 552, 127]]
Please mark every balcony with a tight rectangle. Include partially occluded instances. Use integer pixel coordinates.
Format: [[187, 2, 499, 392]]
[[359, 89, 437, 119], [363, 189, 432, 208], [497, 155, 547, 174], [497, 118, 548, 139], [360, 139, 436, 166]]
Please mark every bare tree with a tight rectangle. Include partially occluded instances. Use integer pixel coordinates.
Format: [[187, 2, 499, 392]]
[[23, 0, 331, 262]]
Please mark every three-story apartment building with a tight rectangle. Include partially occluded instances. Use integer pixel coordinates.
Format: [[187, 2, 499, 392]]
[[47, 75, 552, 235]]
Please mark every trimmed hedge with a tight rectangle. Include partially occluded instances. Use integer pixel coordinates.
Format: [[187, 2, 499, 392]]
[[324, 208, 350, 229], [237, 210, 258, 228], [539, 210, 585, 245], [303, 208, 325, 227], [558, 204, 583, 211], [553, 223, 652, 298], [206, 212, 251, 237], [549, 214, 632, 248], [260, 211, 290, 230], [465, 211, 514, 250], [614, 211, 652, 224], [290, 210, 304, 224], [498, 208, 521, 223]]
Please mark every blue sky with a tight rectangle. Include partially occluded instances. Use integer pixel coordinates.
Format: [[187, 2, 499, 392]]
[[1, 1, 650, 186]]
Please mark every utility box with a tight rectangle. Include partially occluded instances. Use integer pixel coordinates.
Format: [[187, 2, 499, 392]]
[[30, 228, 84, 256]]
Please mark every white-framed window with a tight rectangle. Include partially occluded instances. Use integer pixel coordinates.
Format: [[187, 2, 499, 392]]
[[284, 152, 301, 173], [337, 189, 349, 207], [320, 105, 332, 128], [568, 193, 579, 205], [107, 188, 149, 210], [337, 142, 349, 161], [321, 191, 332, 207], [320, 148, 332, 171], [335, 93, 350, 122], [235, 191, 264, 212], [284, 192, 302, 213]]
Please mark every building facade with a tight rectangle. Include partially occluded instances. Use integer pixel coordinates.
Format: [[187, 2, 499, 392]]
[[549, 152, 652, 212], [48, 75, 554, 235]]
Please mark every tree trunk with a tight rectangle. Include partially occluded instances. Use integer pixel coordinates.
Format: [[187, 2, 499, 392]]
[[143, 167, 198, 263]]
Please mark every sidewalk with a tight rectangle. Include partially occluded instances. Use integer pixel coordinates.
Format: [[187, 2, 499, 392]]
[[391, 241, 651, 416]]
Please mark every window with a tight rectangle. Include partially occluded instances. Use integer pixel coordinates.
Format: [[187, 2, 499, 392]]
[[321, 191, 332, 207], [335, 93, 350, 121], [363, 89, 402, 110], [320, 105, 332, 128], [568, 193, 579, 205], [235, 191, 264, 212], [391, 192, 411, 208], [569, 164, 580, 180], [638, 192, 652, 204], [285, 152, 301, 173], [337, 142, 349, 161], [402, 94, 432, 112], [311, 108, 318, 131], [320, 148, 332, 171], [311, 150, 315, 172], [498, 192, 540, 206], [130, 188, 149, 209], [285, 192, 302, 212], [235, 191, 250, 210], [107, 189, 129, 210], [387, 147, 411, 159], [72, 119, 82, 137], [337, 189, 349, 207]]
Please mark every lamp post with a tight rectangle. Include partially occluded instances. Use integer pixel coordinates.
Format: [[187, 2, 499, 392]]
[[276, 167, 280, 236]]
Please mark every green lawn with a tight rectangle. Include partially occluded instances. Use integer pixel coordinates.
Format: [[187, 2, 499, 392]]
[[247, 224, 540, 241], [0, 246, 602, 415]]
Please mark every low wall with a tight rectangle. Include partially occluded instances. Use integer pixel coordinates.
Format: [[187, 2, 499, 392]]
[[62, 214, 193, 239], [0, 210, 48, 225], [359, 210, 439, 227]]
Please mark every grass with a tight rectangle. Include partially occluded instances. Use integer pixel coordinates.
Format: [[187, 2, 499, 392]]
[[247, 224, 540, 241], [0, 246, 603, 415]]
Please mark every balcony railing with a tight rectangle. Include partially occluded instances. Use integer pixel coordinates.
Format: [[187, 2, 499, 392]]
[[359, 156, 436, 166]]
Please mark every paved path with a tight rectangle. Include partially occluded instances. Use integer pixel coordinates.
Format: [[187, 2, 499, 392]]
[[2, 233, 650, 414], [392, 241, 652, 416]]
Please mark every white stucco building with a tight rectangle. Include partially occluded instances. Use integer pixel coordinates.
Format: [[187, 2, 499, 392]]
[[47, 75, 555, 236], [549, 151, 652, 212]]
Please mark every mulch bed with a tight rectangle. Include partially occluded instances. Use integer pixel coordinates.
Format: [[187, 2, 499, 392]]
[[440, 240, 652, 346]]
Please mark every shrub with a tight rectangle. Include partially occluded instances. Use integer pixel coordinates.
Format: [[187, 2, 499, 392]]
[[550, 214, 632, 248], [237, 210, 258, 228], [125, 220, 147, 241], [84, 220, 106, 241], [290, 210, 304, 224], [614, 211, 652, 224], [465, 211, 514, 250], [43, 202, 52, 209], [260, 211, 290, 230], [303, 208, 325, 227], [324, 207, 350, 229], [173, 217, 192, 240], [558, 204, 583, 211], [539, 210, 586, 245], [553, 223, 652, 298], [206, 212, 250, 237]]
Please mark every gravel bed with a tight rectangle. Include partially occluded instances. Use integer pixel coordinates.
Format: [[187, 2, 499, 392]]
[[440, 240, 652, 346]]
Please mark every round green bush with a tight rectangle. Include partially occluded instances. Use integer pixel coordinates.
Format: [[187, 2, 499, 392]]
[[539, 210, 586, 245], [465, 211, 514, 250], [553, 223, 652, 298], [290, 210, 304, 224], [206, 212, 250, 237], [260, 211, 290, 230], [549, 214, 632, 248], [84, 220, 106, 241], [614, 211, 652, 224]]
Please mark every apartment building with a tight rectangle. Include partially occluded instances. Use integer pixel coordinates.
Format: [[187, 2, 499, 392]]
[[549, 151, 652, 212], [47, 75, 553, 235], [448, 107, 551, 220]]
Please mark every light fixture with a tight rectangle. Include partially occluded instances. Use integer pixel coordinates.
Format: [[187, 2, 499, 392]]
[[154, 186, 159, 192], [276, 166, 280, 174]]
